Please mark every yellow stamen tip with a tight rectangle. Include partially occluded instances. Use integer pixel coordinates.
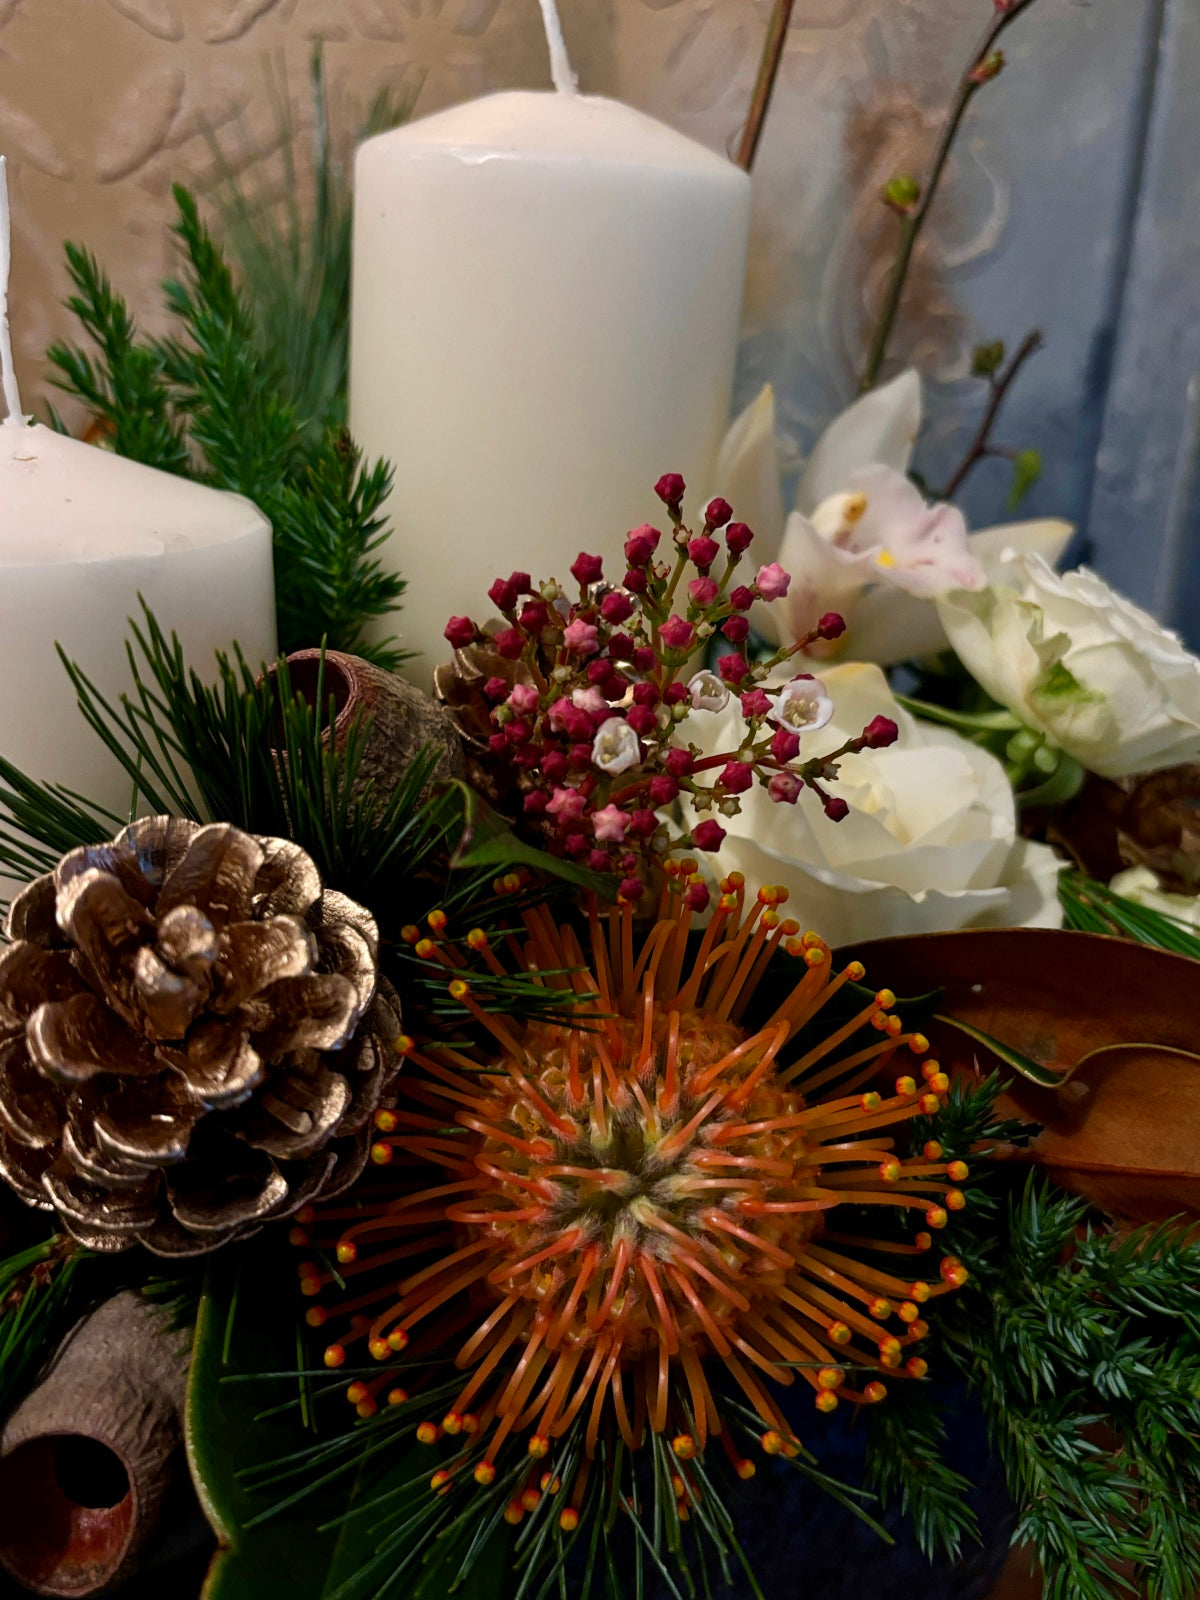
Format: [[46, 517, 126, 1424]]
[[430, 1469, 452, 1493], [400, 924, 420, 944], [875, 989, 896, 1009], [878, 1157, 902, 1183], [846, 960, 866, 980], [948, 1160, 969, 1182], [828, 1321, 851, 1345], [921, 1062, 941, 1084], [946, 1189, 967, 1211], [324, 1344, 345, 1369], [898, 1302, 920, 1324], [336, 1241, 358, 1265], [427, 909, 447, 931], [416, 1422, 441, 1445], [895, 1075, 917, 1097], [449, 978, 470, 1000], [919, 1093, 941, 1114], [864, 1382, 887, 1403], [560, 1508, 581, 1532], [474, 1461, 497, 1486], [923, 1141, 943, 1161], [908, 1033, 930, 1054], [860, 1092, 882, 1113], [804, 947, 826, 967], [908, 1281, 931, 1303], [815, 1391, 839, 1413], [672, 1434, 696, 1460], [817, 1366, 844, 1390], [925, 1206, 949, 1229], [761, 1431, 784, 1456], [869, 1297, 892, 1320], [415, 938, 435, 960], [504, 1502, 525, 1526], [522, 1490, 541, 1513], [528, 1434, 550, 1459], [369, 1338, 390, 1361], [442, 1412, 462, 1436], [737, 1459, 757, 1480], [387, 1387, 408, 1406], [374, 1108, 399, 1132], [906, 1358, 929, 1379], [370, 1142, 393, 1165]]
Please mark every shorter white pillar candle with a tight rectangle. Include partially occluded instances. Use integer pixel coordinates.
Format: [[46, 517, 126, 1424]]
[[0, 157, 277, 867]]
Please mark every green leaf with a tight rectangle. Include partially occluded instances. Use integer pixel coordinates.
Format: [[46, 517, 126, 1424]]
[[893, 694, 1021, 735], [450, 781, 610, 893], [932, 1011, 1066, 1088], [1008, 447, 1042, 510]]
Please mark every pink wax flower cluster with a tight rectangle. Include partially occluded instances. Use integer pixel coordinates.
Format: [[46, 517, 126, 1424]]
[[443, 476, 895, 906]]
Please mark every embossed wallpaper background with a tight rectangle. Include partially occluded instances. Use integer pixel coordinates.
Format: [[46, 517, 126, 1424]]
[[0, 0, 1196, 625]]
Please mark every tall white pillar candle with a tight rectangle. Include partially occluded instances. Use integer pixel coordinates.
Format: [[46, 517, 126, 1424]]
[[0, 157, 277, 861], [350, 12, 752, 687]]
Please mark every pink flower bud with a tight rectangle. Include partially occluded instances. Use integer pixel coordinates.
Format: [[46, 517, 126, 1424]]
[[508, 683, 539, 715], [684, 880, 711, 913], [660, 615, 696, 652], [487, 733, 507, 755], [505, 719, 532, 746], [721, 615, 750, 644], [654, 473, 686, 508], [755, 563, 791, 602], [564, 706, 596, 741], [444, 616, 476, 648], [729, 585, 755, 612], [720, 761, 753, 795], [632, 682, 659, 707], [768, 772, 802, 805], [692, 819, 726, 852], [626, 705, 658, 736], [717, 653, 750, 686], [564, 833, 589, 857], [862, 715, 899, 749], [739, 688, 771, 719], [663, 682, 689, 706], [609, 632, 635, 661], [624, 567, 649, 595], [624, 524, 662, 566], [688, 576, 719, 608], [628, 810, 659, 839], [705, 498, 734, 529], [601, 591, 634, 625], [488, 577, 518, 612], [726, 523, 754, 556], [818, 612, 847, 640], [571, 552, 604, 585], [495, 627, 525, 659], [547, 787, 587, 822], [824, 796, 850, 823], [687, 536, 720, 570], [563, 618, 600, 656], [541, 750, 568, 782], [484, 676, 508, 702], [523, 790, 548, 814], [591, 804, 629, 843], [570, 743, 594, 768], [587, 659, 613, 685], [770, 726, 801, 763], [632, 646, 656, 673], [649, 775, 680, 805], [618, 876, 645, 903], [519, 600, 550, 632], [666, 746, 695, 778], [587, 849, 611, 873], [509, 570, 532, 594]]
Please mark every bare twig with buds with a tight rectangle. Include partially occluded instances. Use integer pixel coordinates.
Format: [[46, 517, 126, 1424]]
[[940, 328, 1045, 499], [859, 0, 1044, 393], [736, 0, 797, 171]]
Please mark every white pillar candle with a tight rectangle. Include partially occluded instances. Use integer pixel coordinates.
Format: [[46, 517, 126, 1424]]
[[0, 157, 277, 853], [349, 4, 751, 687]]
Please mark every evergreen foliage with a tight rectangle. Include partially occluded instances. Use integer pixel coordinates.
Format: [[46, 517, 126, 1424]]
[[47, 191, 406, 667]]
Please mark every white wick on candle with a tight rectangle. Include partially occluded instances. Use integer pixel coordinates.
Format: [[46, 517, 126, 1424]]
[[537, 0, 578, 96], [0, 157, 27, 427]]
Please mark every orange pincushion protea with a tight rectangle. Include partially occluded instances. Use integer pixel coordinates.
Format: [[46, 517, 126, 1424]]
[[298, 871, 968, 1518]]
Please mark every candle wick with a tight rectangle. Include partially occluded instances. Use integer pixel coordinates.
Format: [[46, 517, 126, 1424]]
[[537, 0, 578, 96], [0, 157, 28, 428]]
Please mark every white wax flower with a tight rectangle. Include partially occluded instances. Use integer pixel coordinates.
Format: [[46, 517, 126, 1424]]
[[713, 373, 1072, 664], [591, 716, 641, 775], [769, 677, 834, 735], [684, 662, 1063, 944], [937, 552, 1200, 779], [687, 670, 730, 713]]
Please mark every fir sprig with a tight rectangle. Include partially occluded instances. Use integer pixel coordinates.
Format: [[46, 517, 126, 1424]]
[[47, 189, 406, 666]]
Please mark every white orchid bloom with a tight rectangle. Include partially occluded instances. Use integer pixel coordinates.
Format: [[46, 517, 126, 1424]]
[[714, 374, 1073, 664]]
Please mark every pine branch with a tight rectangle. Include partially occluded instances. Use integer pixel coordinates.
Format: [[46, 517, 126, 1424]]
[[47, 188, 407, 666]]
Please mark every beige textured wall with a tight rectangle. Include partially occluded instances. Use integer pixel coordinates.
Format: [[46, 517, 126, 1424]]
[[0, 0, 1001, 428]]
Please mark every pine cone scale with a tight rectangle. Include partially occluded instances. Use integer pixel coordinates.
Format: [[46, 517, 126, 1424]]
[[28, 993, 162, 1085], [157, 825, 265, 924]]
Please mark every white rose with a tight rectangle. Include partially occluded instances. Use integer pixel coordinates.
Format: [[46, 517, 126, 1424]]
[[1109, 867, 1200, 928], [713, 374, 1072, 664], [937, 552, 1200, 779], [686, 662, 1063, 945]]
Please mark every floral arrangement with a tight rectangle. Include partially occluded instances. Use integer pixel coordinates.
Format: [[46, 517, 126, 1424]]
[[1, 5, 1200, 1600]]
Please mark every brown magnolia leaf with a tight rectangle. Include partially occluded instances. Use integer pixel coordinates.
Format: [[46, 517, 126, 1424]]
[[839, 928, 1200, 1224]]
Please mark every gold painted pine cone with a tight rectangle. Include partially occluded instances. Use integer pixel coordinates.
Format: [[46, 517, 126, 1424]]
[[0, 818, 401, 1256]]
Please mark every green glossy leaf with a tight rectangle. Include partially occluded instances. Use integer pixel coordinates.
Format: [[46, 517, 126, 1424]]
[[188, 1241, 517, 1600]]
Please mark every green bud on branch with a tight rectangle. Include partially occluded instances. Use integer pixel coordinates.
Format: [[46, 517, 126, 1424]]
[[883, 175, 922, 215], [969, 50, 1006, 84], [971, 340, 1007, 378]]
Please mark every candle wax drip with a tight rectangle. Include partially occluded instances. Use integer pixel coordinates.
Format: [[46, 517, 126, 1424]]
[[537, 0, 578, 96], [0, 156, 27, 426]]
